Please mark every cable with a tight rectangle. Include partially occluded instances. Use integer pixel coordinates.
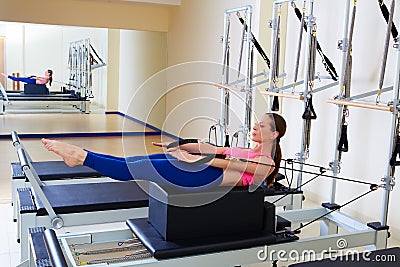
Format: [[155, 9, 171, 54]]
[[273, 169, 326, 204], [292, 188, 377, 233]]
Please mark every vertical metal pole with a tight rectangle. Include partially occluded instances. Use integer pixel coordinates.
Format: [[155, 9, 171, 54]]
[[330, 0, 352, 204], [381, 39, 400, 226], [297, 0, 315, 187], [220, 11, 230, 147], [243, 6, 253, 147], [268, 3, 279, 112]]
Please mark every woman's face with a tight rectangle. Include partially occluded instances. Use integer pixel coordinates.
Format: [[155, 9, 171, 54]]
[[45, 70, 50, 78], [251, 114, 278, 143]]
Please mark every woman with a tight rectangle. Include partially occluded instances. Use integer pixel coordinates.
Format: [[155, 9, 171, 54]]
[[2, 69, 53, 86], [42, 113, 286, 189]]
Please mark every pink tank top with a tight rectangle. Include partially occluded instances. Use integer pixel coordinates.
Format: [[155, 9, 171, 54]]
[[222, 147, 272, 186]]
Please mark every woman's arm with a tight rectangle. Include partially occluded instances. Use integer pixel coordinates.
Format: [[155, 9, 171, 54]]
[[207, 156, 275, 184], [153, 141, 228, 154], [179, 142, 228, 154]]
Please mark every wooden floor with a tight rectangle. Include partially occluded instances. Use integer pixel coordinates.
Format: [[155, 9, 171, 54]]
[[0, 113, 155, 135], [0, 113, 172, 203]]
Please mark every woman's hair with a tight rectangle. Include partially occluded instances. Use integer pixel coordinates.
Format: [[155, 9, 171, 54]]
[[265, 113, 286, 187], [47, 69, 53, 86]]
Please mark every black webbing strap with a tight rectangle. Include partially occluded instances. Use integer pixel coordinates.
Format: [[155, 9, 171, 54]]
[[338, 1, 356, 155], [390, 137, 400, 166], [188, 153, 226, 165], [293, 1, 306, 89], [270, 12, 281, 111], [237, 15, 271, 69], [378, 0, 399, 40], [292, 4, 338, 81], [272, 95, 280, 111], [338, 124, 349, 152], [302, 95, 317, 120], [166, 139, 199, 149]]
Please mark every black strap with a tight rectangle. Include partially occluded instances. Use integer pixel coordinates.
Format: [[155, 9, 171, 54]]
[[378, 0, 399, 40], [390, 137, 400, 166], [292, 4, 338, 81], [338, 124, 349, 152], [272, 96, 280, 111], [224, 135, 230, 147], [237, 16, 271, 69], [302, 95, 317, 120], [188, 153, 227, 165], [166, 139, 199, 149]]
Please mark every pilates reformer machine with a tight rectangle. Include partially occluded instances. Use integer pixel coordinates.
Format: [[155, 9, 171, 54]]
[[0, 81, 91, 115], [0, 39, 105, 114], [24, 172, 391, 267], [12, 133, 303, 266]]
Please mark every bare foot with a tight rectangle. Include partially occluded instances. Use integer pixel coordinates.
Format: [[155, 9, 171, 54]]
[[42, 138, 87, 167]]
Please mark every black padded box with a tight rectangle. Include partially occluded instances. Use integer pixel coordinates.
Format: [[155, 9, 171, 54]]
[[148, 183, 266, 241], [24, 84, 49, 95]]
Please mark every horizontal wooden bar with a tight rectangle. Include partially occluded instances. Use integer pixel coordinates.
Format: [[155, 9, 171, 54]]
[[327, 99, 394, 112], [260, 91, 304, 100]]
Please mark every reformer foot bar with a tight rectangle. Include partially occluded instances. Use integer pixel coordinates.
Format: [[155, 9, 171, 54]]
[[14, 138, 303, 265], [24, 182, 389, 267], [10, 131, 106, 223]]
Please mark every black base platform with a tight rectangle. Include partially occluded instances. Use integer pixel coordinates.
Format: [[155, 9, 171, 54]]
[[127, 218, 298, 260]]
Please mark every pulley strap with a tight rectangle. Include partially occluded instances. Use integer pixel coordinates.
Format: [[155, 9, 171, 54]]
[[272, 96, 280, 111], [377, 0, 395, 104], [378, 0, 399, 40], [389, 137, 400, 166], [338, 124, 349, 152], [166, 139, 199, 149], [302, 95, 317, 120], [237, 15, 271, 69], [292, 4, 338, 81]]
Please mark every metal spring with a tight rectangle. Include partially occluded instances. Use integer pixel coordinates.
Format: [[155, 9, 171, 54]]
[[81, 250, 152, 265], [75, 242, 143, 256]]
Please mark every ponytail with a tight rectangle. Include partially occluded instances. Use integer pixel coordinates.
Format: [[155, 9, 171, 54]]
[[264, 112, 286, 187], [266, 141, 281, 187], [47, 69, 53, 86]]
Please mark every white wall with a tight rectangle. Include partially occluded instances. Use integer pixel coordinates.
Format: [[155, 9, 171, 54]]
[[165, 0, 263, 140], [282, 1, 400, 239], [118, 30, 167, 129]]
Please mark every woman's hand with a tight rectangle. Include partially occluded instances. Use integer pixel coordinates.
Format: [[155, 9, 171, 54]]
[[168, 149, 206, 164], [152, 141, 172, 148]]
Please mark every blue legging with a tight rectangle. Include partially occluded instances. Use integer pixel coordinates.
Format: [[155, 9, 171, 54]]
[[7, 75, 36, 84], [83, 151, 224, 190]]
